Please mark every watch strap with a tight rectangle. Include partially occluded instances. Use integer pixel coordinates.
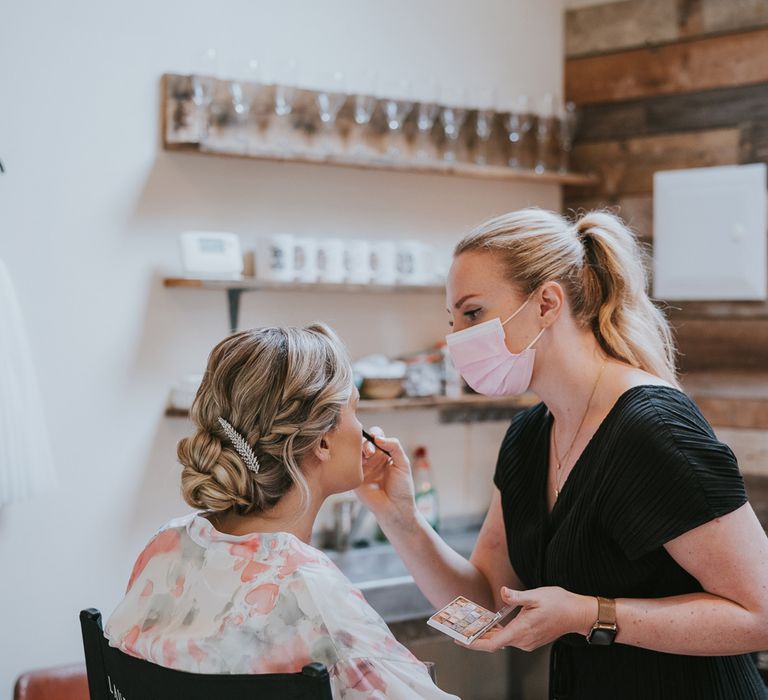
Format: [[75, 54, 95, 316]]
[[597, 596, 616, 626], [586, 596, 617, 645]]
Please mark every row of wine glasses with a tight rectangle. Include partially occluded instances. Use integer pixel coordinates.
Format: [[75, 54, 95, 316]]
[[188, 49, 579, 171]]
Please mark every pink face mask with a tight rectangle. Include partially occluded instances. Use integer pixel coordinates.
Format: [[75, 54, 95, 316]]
[[445, 297, 546, 396]]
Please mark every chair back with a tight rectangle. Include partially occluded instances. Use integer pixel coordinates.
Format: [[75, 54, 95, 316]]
[[13, 664, 88, 700], [79, 608, 333, 700]]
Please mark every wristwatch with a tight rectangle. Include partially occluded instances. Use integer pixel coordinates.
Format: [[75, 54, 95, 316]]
[[586, 596, 617, 645]]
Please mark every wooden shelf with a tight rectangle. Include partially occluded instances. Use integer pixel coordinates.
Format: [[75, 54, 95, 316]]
[[166, 141, 599, 186], [166, 376, 768, 428], [162, 73, 599, 187], [166, 392, 538, 418], [355, 392, 538, 412], [163, 277, 445, 294], [163, 276, 448, 331]]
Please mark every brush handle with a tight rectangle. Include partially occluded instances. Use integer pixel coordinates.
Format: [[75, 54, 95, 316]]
[[362, 429, 392, 457]]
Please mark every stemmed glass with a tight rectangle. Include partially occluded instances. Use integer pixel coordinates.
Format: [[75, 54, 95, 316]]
[[274, 58, 299, 118], [558, 101, 578, 173], [439, 86, 467, 162], [414, 78, 440, 161], [382, 79, 413, 160], [269, 58, 300, 151], [415, 102, 440, 161], [354, 93, 377, 127], [347, 69, 378, 157], [473, 87, 497, 166], [352, 92, 377, 156], [228, 58, 263, 149], [535, 93, 556, 174], [505, 95, 532, 169], [191, 48, 219, 141], [315, 71, 347, 154]]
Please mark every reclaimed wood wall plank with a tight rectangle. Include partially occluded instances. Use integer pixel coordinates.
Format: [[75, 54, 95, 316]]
[[575, 83, 768, 142], [740, 120, 768, 163], [566, 0, 679, 59], [699, 0, 768, 38], [700, 400, 768, 429], [567, 128, 740, 197], [672, 318, 768, 371], [566, 0, 768, 58], [566, 27, 768, 104], [718, 429, 768, 475], [667, 300, 768, 319]]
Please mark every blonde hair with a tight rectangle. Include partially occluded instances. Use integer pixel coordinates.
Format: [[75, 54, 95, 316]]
[[455, 208, 679, 387], [178, 323, 354, 515]]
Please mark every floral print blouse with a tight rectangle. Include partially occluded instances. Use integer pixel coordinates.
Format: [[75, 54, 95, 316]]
[[106, 513, 459, 699]]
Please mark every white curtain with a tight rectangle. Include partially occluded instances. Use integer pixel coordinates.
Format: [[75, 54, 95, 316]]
[[0, 257, 56, 506]]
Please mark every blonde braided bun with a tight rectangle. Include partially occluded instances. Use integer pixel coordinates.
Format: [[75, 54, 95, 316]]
[[178, 323, 353, 515]]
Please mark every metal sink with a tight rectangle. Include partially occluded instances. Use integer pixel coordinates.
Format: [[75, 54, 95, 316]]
[[328, 548, 412, 583], [323, 523, 481, 622]]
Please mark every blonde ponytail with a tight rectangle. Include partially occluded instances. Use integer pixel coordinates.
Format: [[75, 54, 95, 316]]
[[455, 208, 679, 387], [574, 212, 679, 387]]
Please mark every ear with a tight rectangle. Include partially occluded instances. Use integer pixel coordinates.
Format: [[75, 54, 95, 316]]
[[312, 433, 333, 464], [536, 281, 564, 327]]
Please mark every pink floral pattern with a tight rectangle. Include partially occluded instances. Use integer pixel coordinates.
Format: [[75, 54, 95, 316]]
[[106, 513, 458, 699]]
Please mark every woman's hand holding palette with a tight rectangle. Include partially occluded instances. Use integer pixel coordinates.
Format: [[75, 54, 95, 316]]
[[427, 595, 517, 645]]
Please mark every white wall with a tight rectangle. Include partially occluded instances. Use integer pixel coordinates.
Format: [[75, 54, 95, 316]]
[[0, 0, 563, 691]]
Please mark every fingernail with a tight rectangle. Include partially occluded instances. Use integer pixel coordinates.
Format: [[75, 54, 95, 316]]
[[501, 587, 511, 596]]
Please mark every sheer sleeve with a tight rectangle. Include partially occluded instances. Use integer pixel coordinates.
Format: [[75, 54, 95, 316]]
[[329, 657, 458, 700], [299, 564, 459, 699]]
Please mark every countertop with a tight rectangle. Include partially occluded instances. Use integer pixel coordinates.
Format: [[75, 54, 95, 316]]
[[323, 518, 481, 623]]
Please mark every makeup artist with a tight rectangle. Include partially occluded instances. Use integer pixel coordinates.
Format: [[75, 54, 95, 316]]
[[358, 208, 768, 700]]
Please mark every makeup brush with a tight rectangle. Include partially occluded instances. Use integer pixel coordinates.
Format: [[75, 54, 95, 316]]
[[362, 429, 392, 458]]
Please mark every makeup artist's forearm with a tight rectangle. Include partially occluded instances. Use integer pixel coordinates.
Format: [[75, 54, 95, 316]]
[[614, 592, 768, 655], [379, 510, 494, 610]]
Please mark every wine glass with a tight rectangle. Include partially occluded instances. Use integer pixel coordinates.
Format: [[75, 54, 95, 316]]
[[439, 86, 468, 162], [354, 93, 377, 126], [415, 102, 440, 160], [382, 79, 413, 160], [315, 71, 347, 154], [269, 58, 300, 151], [414, 78, 440, 161], [273, 58, 299, 117], [558, 101, 579, 173], [352, 93, 377, 156], [504, 94, 532, 169], [191, 48, 219, 141], [228, 58, 263, 148], [535, 93, 556, 174], [472, 87, 497, 166], [348, 69, 378, 157]]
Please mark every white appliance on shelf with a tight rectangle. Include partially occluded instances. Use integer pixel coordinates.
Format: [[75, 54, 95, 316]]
[[179, 231, 244, 279], [653, 163, 767, 301]]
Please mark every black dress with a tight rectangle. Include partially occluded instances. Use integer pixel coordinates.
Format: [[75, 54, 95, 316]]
[[494, 385, 767, 700]]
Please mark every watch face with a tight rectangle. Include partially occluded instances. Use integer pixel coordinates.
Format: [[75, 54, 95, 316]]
[[587, 626, 616, 646]]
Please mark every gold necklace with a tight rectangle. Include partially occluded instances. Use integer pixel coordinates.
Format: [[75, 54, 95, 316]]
[[551, 360, 607, 500]]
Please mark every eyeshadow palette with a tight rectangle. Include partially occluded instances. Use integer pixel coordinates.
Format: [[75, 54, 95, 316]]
[[427, 595, 516, 644]]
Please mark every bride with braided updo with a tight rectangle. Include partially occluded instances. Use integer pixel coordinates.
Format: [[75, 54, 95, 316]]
[[106, 323, 457, 699]]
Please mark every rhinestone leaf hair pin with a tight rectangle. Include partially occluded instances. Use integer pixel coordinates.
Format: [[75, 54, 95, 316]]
[[217, 417, 261, 474]]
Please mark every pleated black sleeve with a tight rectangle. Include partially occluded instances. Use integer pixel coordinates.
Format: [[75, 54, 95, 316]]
[[600, 387, 748, 561]]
